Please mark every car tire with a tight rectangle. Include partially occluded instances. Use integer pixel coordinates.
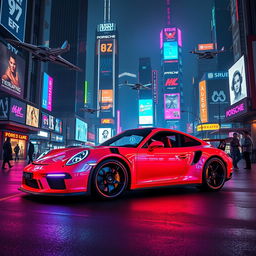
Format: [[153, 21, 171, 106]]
[[92, 159, 128, 199], [201, 157, 227, 191]]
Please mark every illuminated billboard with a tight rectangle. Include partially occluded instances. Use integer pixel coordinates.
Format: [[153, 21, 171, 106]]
[[228, 55, 247, 105], [100, 89, 113, 111], [9, 98, 26, 124], [199, 80, 208, 123], [198, 43, 214, 51], [42, 73, 53, 111], [139, 99, 153, 125], [26, 104, 39, 128], [55, 118, 63, 133], [0, 0, 27, 42], [164, 93, 180, 120], [98, 128, 112, 144], [75, 118, 87, 142], [41, 113, 49, 130], [163, 42, 178, 60], [0, 42, 25, 98], [49, 115, 55, 130], [164, 28, 177, 41]]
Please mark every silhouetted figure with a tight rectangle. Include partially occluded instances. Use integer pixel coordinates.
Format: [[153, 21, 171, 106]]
[[230, 133, 241, 169], [242, 131, 253, 170], [2, 137, 13, 169], [27, 142, 34, 164], [14, 144, 20, 161]]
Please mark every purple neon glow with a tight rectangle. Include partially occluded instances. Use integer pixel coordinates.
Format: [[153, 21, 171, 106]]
[[160, 30, 163, 49], [178, 29, 182, 47], [117, 110, 121, 133], [46, 174, 66, 177], [47, 76, 53, 111]]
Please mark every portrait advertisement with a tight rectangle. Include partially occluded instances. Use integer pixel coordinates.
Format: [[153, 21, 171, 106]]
[[0, 42, 25, 98], [98, 128, 112, 144], [26, 104, 39, 127], [75, 118, 88, 142], [41, 113, 49, 129], [164, 93, 180, 120], [228, 55, 247, 105]]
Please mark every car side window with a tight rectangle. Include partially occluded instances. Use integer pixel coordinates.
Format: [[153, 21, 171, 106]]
[[179, 135, 201, 147], [142, 132, 179, 148]]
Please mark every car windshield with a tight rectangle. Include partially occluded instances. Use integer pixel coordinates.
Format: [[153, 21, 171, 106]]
[[100, 128, 154, 147]]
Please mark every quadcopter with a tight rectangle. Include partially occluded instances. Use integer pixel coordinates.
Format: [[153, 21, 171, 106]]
[[80, 107, 101, 114], [190, 46, 225, 59], [119, 81, 152, 90]]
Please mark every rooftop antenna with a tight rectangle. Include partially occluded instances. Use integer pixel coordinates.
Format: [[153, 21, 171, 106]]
[[104, 0, 111, 23], [166, 0, 171, 25]]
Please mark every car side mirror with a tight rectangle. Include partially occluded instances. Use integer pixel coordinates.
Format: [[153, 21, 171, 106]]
[[148, 141, 164, 151]]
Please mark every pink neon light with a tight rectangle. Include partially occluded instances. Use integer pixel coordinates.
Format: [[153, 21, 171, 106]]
[[48, 77, 53, 111], [160, 30, 163, 49], [236, 0, 239, 21], [226, 103, 245, 117], [117, 110, 121, 133], [178, 29, 182, 47], [11, 105, 23, 117]]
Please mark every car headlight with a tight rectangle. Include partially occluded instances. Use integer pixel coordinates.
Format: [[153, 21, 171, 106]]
[[37, 150, 50, 160], [66, 150, 89, 166]]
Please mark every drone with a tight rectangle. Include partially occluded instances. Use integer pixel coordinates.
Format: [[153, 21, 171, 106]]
[[120, 81, 152, 90], [80, 107, 101, 114], [190, 46, 225, 59]]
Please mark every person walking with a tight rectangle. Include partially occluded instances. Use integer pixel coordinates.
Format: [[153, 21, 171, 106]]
[[27, 142, 34, 164], [2, 137, 13, 169], [230, 132, 241, 169], [242, 131, 253, 170], [14, 144, 20, 161]]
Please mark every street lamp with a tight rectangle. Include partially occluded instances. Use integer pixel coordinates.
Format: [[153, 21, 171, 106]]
[[181, 110, 203, 139]]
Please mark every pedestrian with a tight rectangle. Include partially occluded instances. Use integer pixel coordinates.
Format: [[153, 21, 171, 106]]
[[2, 137, 13, 169], [27, 142, 34, 164], [14, 144, 20, 161], [242, 131, 253, 170], [230, 132, 241, 169]]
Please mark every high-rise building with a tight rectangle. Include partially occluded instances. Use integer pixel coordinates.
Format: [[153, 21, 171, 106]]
[[93, 0, 119, 144]]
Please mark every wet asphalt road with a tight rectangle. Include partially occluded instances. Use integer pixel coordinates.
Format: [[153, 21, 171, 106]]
[[0, 160, 256, 256]]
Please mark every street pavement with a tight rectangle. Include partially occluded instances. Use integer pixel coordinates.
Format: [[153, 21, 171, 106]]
[[0, 159, 256, 256]]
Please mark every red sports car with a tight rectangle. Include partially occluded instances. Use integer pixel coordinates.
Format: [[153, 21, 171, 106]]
[[19, 128, 233, 199]]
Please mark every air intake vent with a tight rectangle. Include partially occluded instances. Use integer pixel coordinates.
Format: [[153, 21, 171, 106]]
[[192, 151, 202, 165]]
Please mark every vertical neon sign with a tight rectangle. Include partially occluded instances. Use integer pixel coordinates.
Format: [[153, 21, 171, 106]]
[[42, 73, 53, 111]]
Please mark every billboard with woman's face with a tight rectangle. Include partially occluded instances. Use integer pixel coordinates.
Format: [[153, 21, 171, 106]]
[[228, 55, 247, 105], [26, 104, 39, 127]]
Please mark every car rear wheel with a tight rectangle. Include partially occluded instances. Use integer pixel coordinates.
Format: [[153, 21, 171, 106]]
[[201, 157, 226, 191], [92, 159, 128, 199]]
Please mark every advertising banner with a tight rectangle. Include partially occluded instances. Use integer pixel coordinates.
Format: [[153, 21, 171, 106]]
[[199, 80, 208, 123], [139, 99, 153, 125], [228, 55, 247, 105], [0, 42, 25, 98], [0, 97, 9, 120], [42, 73, 53, 111], [0, 0, 27, 42], [98, 128, 112, 144], [41, 113, 49, 130], [75, 118, 88, 142], [48, 115, 55, 130], [26, 104, 39, 128], [164, 93, 180, 120], [9, 97, 26, 123], [198, 43, 214, 51], [100, 89, 113, 111], [163, 28, 177, 42], [55, 118, 63, 133]]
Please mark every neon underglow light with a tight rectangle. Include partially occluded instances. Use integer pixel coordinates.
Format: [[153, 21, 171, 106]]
[[46, 174, 66, 177]]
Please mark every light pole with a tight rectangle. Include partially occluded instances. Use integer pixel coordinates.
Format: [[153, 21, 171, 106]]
[[181, 110, 203, 139]]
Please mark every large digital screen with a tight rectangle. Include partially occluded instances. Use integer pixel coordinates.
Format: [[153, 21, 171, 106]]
[[42, 72, 53, 111], [139, 99, 153, 125], [164, 28, 177, 41], [98, 128, 112, 144], [9, 98, 26, 124], [100, 89, 113, 111], [163, 42, 178, 60], [228, 55, 247, 105], [49, 115, 55, 130], [0, 0, 27, 42], [0, 42, 25, 98], [75, 118, 87, 142], [26, 104, 39, 127], [164, 93, 180, 120]]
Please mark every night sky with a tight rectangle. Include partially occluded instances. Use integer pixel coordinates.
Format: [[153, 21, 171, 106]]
[[86, 0, 213, 104]]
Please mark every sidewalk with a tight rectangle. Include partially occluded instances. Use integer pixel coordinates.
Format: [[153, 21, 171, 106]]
[[0, 160, 27, 197]]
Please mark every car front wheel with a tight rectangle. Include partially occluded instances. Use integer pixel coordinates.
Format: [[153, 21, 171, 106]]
[[92, 159, 128, 199], [201, 157, 226, 191]]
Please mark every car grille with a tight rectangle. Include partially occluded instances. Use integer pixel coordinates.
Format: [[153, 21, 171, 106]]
[[46, 178, 66, 190], [24, 178, 39, 189]]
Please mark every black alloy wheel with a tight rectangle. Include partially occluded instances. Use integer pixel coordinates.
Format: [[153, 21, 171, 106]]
[[202, 157, 226, 191], [93, 159, 128, 199]]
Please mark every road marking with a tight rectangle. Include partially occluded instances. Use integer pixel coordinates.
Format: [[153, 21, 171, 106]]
[[0, 193, 21, 202]]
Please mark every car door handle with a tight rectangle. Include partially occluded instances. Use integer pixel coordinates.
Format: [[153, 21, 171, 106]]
[[178, 154, 188, 159]]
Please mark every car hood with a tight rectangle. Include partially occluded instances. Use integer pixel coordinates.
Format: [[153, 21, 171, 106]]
[[34, 147, 93, 165]]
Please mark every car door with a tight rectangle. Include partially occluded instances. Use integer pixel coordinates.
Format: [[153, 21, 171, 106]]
[[136, 131, 190, 187]]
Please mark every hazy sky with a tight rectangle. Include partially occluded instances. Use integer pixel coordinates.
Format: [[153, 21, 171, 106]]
[[86, 0, 213, 103]]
